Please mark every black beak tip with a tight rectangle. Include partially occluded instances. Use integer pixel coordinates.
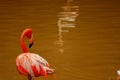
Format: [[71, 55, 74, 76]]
[[29, 42, 33, 48]]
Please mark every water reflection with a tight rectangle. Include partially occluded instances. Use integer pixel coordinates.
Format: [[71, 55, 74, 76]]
[[56, 0, 79, 54], [58, 0, 79, 28]]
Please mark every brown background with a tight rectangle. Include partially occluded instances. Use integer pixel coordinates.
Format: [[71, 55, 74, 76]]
[[0, 0, 120, 80]]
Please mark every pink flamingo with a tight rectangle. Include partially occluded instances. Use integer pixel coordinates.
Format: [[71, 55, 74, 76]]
[[16, 28, 55, 80], [117, 70, 120, 80]]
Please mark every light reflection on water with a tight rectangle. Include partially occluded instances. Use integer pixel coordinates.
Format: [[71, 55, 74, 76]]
[[56, 0, 79, 54]]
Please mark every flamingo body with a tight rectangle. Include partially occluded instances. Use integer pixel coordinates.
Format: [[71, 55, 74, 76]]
[[16, 28, 55, 80], [16, 53, 52, 77]]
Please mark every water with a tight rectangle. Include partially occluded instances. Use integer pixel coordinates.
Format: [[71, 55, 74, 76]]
[[0, 0, 120, 80]]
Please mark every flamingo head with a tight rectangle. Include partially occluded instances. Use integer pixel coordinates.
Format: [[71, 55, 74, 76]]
[[23, 28, 34, 48]]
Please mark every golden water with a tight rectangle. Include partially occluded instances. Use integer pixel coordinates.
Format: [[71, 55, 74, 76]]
[[0, 0, 120, 80]]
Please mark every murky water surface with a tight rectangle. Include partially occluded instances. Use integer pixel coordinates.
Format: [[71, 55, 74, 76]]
[[0, 0, 120, 80]]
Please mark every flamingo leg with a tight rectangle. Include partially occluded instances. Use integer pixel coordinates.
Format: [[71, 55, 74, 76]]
[[28, 74, 32, 80], [44, 77, 48, 80], [32, 77, 35, 80], [44, 75, 48, 80]]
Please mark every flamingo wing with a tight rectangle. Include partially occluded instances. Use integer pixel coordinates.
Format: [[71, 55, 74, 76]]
[[30, 53, 50, 67]]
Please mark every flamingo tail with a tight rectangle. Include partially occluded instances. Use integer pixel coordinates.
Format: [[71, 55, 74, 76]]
[[47, 68, 57, 80], [46, 68, 55, 74]]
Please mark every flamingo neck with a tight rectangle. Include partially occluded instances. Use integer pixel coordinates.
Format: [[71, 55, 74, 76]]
[[20, 35, 28, 53]]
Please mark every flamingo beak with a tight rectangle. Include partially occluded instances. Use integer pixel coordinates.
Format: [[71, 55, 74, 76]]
[[29, 42, 34, 48]]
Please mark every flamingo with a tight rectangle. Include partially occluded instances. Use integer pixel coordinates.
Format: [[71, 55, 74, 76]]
[[117, 70, 120, 80], [16, 28, 55, 80]]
